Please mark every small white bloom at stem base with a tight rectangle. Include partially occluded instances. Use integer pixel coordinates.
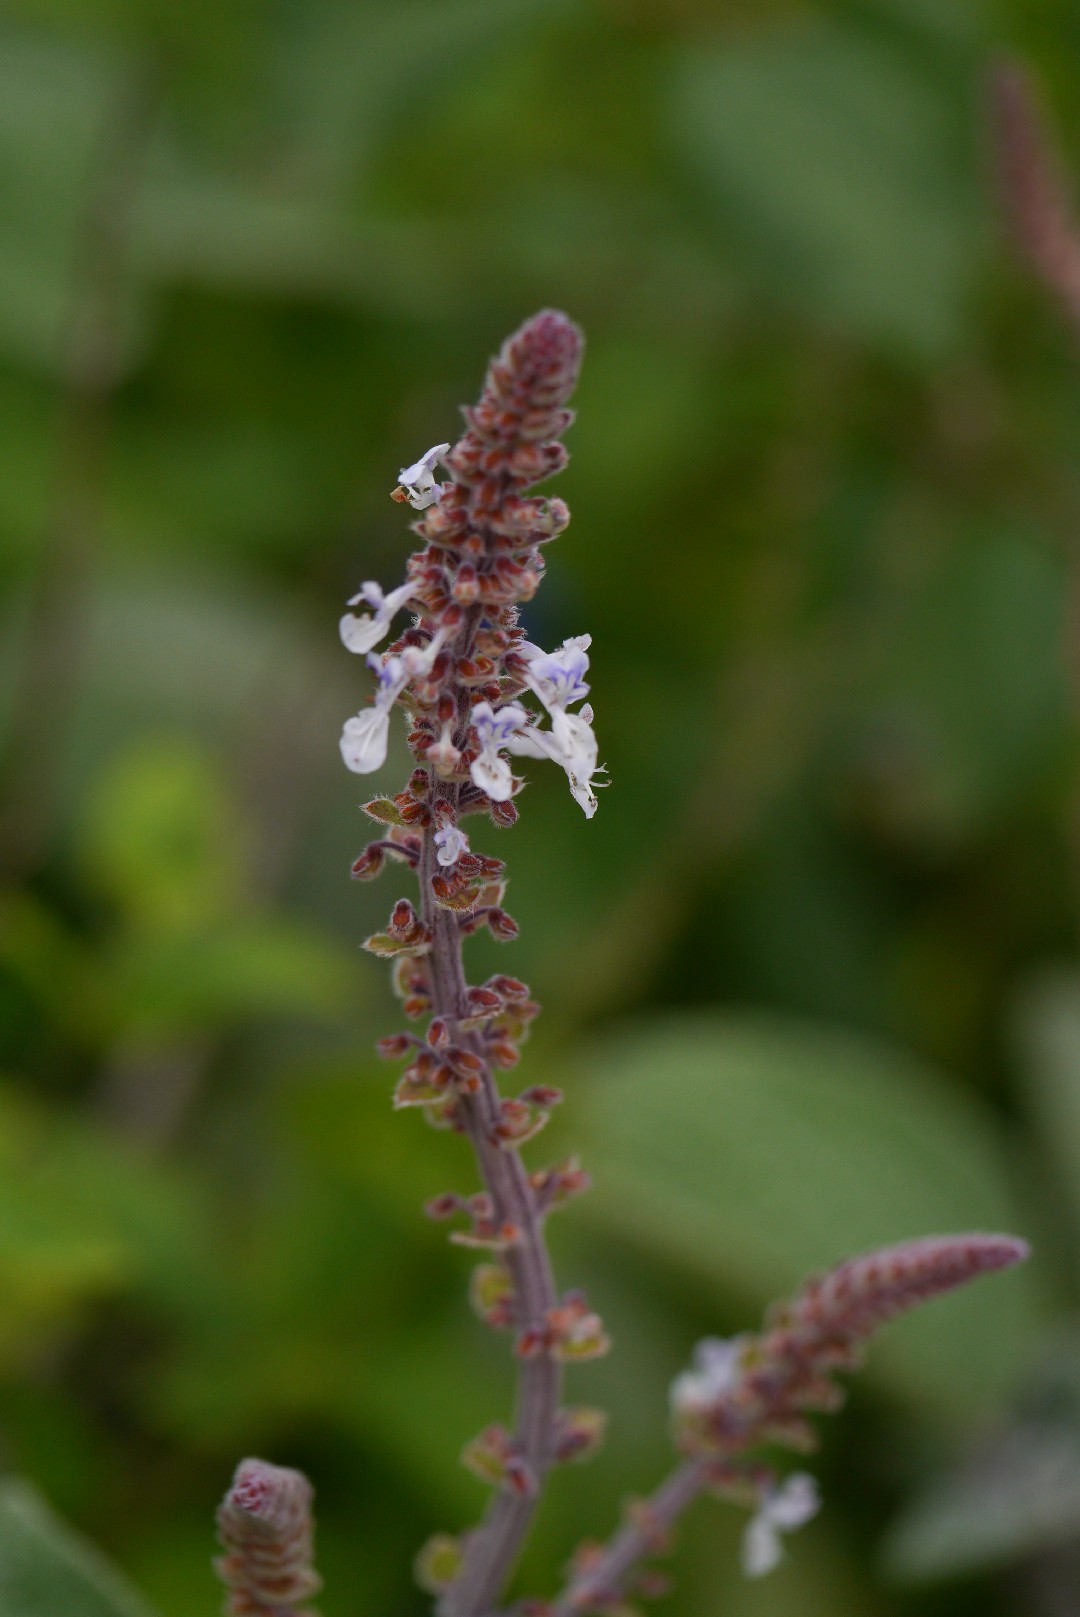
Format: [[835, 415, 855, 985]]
[[742, 1474, 821, 1579], [434, 824, 470, 867], [393, 443, 450, 510]]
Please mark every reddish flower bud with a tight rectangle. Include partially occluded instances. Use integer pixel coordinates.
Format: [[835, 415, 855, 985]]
[[375, 1032, 415, 1060], [215, 1458, 321, 1617]]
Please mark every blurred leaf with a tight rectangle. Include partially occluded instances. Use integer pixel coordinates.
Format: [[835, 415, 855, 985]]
[[0, 29, 150, 374], [883, 1333, 1080, 1581], [673, 22, 978, 353], [575, 1012, 1040, 1420], [0, 1083, 209, 1360], [0, 892, 105, 1045], [0, 1478, 160, 1617], [1012, 969, 1080, 1253], [276, 0, 559, 194], [867, 528, 1068, 840], [111, 921, 353, 1034], [78, 740, 243, 933]]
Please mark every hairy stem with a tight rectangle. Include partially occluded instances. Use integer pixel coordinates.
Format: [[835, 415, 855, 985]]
[[551, 1460, 706, 1617], [419, 667, 562, 1617]]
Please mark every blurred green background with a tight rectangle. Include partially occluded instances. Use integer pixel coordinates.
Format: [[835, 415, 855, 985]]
[[2, 0, 1080, 1612]]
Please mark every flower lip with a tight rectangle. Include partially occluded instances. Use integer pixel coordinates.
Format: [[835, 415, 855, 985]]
[[395, 442, 450, 510]]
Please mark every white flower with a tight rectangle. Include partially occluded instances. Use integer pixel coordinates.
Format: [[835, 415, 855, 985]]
[[670, 1336, 745, 1418], [340, 579, 415, 655], [396, 443, 450, 510], [512, 636, 603, 817], [340, 632, 447, 776], [469, 701, 530, 802], [742, 1474, 820, 1579], [506, 702, 602, 819], [434, 824, 470, 867]]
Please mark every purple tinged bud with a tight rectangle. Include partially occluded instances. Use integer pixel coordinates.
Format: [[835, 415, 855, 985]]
[[214, 1458, 321, 1617]]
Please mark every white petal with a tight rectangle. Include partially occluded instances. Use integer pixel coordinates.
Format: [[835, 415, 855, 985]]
[[434, 825, 469, 866], [398, 442, 449, 486], [340, 710, 390, 773], [470, 749, 514, 802], [346, 580, 385, 609], [340, 612, 388, 655], [552, 708, 599, 776], [569, 776, 598, 818], [742, 1514, 782, 1579], [767, 1474, 820, 1531], [503, 727, 550, 760]]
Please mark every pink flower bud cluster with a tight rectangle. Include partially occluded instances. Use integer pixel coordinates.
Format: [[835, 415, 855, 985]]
[[674, 1234, 1028, 1459], [215, 1458, 321, 1617], [669, 1236, 1029, 1577], [339, 308, 602, 817]]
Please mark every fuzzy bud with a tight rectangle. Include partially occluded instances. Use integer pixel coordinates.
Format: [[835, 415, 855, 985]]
[[214, 1458, 321, 1617]]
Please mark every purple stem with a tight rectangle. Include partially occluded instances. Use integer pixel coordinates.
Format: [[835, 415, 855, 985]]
[[418, 648, 562, 1617], [550, 1460, 706, 1617]]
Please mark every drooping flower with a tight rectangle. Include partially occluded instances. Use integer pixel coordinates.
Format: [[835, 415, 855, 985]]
[[505, 702, 602, 818], [741, 1474, 820, 1578], [395, 443, 450, 510], [512, 636, 603, 817], [469, 701, 530, 801], [434, 824, 470, 867], [340, 634, 447, 776], [340, 579, 416, 655]]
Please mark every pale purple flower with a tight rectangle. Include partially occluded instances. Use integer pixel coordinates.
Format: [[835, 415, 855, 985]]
[[397, 443, 450, 510], [520, 635, 591, 710], [434, 824, 470, 867], [742, 1474, 820, 1578], [340, 579, 416, 655], [469, 701, 530, 801], [511, 635, 603, 817]]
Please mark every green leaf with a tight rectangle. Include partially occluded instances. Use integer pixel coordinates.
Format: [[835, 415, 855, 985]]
[[869, 529, 1068, 840], [1011, 970, 1080, 1249], [77, 740, 244, 933], [575, 1012, 1041, 1421], [112, 920, 353, 1034], [882, 1335, 1080, 1581], [673, 22, 979, 354], [0, 34, 151, 375], [0, 1478, 162, 1617], [364, 798, 406, 827]]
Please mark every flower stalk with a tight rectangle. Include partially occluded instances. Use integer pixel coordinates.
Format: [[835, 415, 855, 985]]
[[553, 1233, 1029, 1614], [340, 310, 602, 1616]]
